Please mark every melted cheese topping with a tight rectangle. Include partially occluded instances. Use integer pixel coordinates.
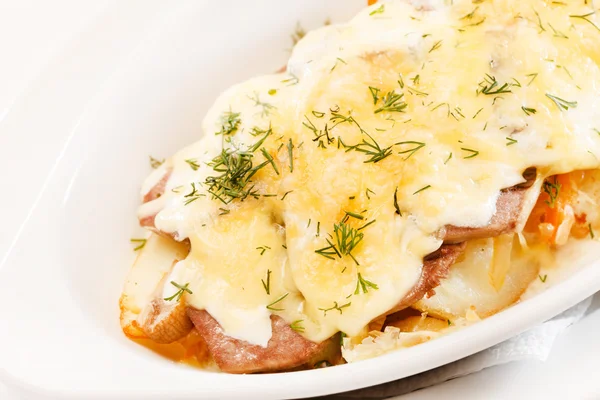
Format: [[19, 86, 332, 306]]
[[138, 0, 600, 345]]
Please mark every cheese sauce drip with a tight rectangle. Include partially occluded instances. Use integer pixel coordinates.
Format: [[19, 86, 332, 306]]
[[139, 0, 600, 345]]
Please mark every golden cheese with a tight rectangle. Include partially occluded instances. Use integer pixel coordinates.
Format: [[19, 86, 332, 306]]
[[139, 0, 600, 345]]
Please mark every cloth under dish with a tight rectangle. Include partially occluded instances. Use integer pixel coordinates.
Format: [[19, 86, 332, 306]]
[[321, 296, 594, 399]]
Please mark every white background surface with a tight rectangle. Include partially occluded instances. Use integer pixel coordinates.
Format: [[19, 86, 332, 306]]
[[0, 2, 598, 399]]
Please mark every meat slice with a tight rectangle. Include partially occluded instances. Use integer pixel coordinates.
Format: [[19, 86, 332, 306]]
[[143, 169, 171, 203], [186, 308, 339, 374], [387, 242, 466, 315], [443, 186, 527, 243], [443, 168, 537, 243]]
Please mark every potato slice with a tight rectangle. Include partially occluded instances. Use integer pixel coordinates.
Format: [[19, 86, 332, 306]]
[[119, 234, 189, 338], [414, 237, 539, 320], [138, 295, 193, 344]]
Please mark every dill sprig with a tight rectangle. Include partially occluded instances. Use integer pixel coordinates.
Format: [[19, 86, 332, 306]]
[[149, 156, 164, 169], [185, 158, 200, 171], [287, 138, 294, 172], [215, 110, 241, 136], [164, 281, 193, 302], [546, 93, 577, 111], [369, 86, 381, 104], [315, 220, 364, 265], [396, 141, 426, 160], [256, 246, 271, 255], [343, 210, 365, 221], [369, 4, 385, 16], [374, 91, 407, 113], [266, 293, 289, 311], [429, 40, 443, 53], [543, 176, 561, 208], [290, 320, 305, 333], [477, 74, 512, 95], [130, 238, 147, 251], [570, 12, 600, 33], [261, 269, 271, 295], [354, 272, 379, 295], [260, 148, 279, 175], [248, 92, 276, 117], [522, 106, 537, 116], [351, 132, 393, 163], [413, 185, 431, 195], [203, 132, 271, 204], [319, 301, 351, 316], [393, 187, 402, 216], [461, 147, 479, 158]]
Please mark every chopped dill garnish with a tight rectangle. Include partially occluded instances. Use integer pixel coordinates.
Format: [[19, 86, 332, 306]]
[[472, 108, 484, 119], [266, 293, 289, 311], [539, 274, 548, 283], [543, 176, 561, 208], [261, 269, 271, 295], [218, 207, 230, 215], [396, 141, 426, 160], [444, 152, 453, 164], [290, 320, 305, 333], [354, 272, 379, 295], [374, 91, 407, 114], [330, 57, 347, 72], [393, 187, 402, 216], [130, 238, 147, 251], [281, 190, 293, 200], [358, 219, 376, 231], [369, 86, 381, 105], [164, 281, 193, 302], [366, 188, 375, 199], [570, 12, 600, 33], [526, 73, 539, 86], [589, 223, 595, 239], [334, 221, 364, 265], [461, 147, 479, 158], [429, 40, 443, 53], [287, 138, 294, 172], [203, 131, 271, 204], [256, 246, 271, 255], [185, 158, 200, 171], [546, 93, 577, 111], [343, 210, 365, 221], [533, 10, 546, 32], [149, 156, 164, 169], [312, 110, 325, 118], [248, 92, 276, 117], [319, 301, 351, 316], [215, 110, 241, 136], [351, 132, 393, 163], [260, 148, 279, 175], [522, 106, 537, 116], [315, 220, 364, 265], [477, 74, 512, 95], [369, 4, 385, 16], [548, 23, 568, 38], [407, 86, 428, 96], [506, 137, 518, 146], [282, 73, 299, 86], [413, 185, 431, 195]]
